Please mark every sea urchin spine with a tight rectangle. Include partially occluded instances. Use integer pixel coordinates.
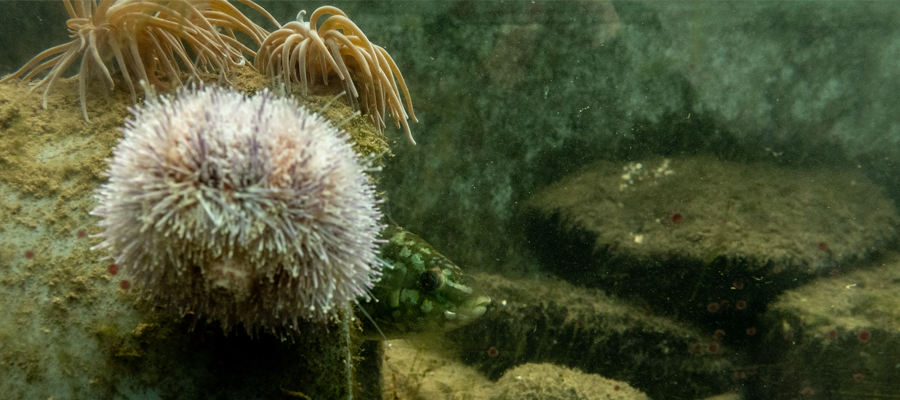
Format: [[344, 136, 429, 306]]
[[91, 86, 383, 335]]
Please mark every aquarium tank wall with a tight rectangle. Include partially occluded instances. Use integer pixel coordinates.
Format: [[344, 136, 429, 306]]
[[1, 1, 899, 400]]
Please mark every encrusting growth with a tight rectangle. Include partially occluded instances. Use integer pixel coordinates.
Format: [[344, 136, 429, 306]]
[[91, 86, 384, 335]]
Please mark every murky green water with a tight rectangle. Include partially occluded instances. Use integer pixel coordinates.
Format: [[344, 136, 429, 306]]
[[1, 2, 899, 399]]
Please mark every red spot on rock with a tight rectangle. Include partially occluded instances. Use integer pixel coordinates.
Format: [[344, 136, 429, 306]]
[[736, 300, 747, 310], [671, 213, 683, 224], [853, 373, 864, 383], [713, 329, 726, 340], [858, 330, 870, 343], [732, 280, 744, 290], [828, 329, 837, 340], [120, 280, 131, 291], [707, 343, 719, 354], [746, 327, 757, 336], [707, 302, 719, 313], [818, 242, 828, 251], [107, 264, 119, 276], [77, 230, 87, 238], [24, 250, 35, 259], [487, 346, 499, 357], [690, 343, 702, 354], [614, 385, 620, 391]]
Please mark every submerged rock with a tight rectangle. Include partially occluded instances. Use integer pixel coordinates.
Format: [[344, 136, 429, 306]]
[[758, 251, 900, 398], [525, 156, 899, 336], [528, 156, 897, 273], [492, 363, 648, 400], [447, 272, 733, 400], [0, 67, 386, 400], [379, 343, 650, 400]]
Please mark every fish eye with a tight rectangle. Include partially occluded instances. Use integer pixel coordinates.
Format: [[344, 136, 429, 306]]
[[419, 268, 445, 292]]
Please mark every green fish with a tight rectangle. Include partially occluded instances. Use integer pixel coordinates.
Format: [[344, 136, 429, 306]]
[[358, 225, 491, 339]]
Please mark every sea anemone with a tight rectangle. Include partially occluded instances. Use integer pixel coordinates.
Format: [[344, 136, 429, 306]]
[[0, 0, 275, 122], [255, 6, 418, 144], [91, 85, 383, 335]]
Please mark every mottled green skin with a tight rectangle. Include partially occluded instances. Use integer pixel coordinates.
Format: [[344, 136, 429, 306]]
[[359, 225, 491, 339]]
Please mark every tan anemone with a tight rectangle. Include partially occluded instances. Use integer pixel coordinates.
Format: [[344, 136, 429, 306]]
[[255, 6, 418, 145], [0, 0, 276, 122]]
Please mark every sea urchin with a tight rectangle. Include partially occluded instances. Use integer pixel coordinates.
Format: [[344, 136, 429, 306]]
[[91, 86, 383, 335]]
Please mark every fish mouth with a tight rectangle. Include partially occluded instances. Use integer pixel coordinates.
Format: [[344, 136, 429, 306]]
[[455, 295, 492, 320]]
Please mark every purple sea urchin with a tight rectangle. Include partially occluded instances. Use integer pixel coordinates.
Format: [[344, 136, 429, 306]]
[[91, 86, 383, 335]]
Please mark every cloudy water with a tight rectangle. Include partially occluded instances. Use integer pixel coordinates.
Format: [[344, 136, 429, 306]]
[[0, 2, 898, 399]]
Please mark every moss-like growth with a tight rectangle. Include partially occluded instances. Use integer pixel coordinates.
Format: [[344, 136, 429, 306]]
[[448, 273, 733, 399], [760, 251, 900, 398]]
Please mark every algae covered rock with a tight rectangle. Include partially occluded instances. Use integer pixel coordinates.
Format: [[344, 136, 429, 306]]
[[0, 66, 385, 400], [528, 156, 897, 273], [757, 251, 900, 399], [380, 339, 495, 400], [525, 156, 899, 336], [447, 272, 733, 400], [492, 363, 648, 400], [378, 342, 651, 400]]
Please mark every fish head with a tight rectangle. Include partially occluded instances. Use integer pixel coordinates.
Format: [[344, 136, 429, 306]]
[[359, 226, 491, 340]]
